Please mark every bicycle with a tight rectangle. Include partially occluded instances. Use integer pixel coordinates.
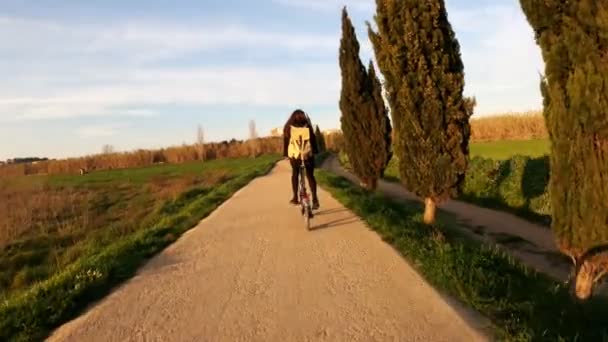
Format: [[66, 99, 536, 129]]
[[291, 129, 314, 230]]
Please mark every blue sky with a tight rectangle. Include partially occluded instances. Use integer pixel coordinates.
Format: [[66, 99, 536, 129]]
[[0, 0, 544, 160]]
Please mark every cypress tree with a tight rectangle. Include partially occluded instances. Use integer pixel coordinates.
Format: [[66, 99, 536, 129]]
[[367, 0, 474, 224], [368, 60, 393, 177], [520, 0, 608, 300], [339, 7, 392, 191], [314, 125, 327, 152]]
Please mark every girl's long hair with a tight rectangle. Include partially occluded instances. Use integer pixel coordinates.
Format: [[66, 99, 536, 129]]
[[283, 109, 309, 136]]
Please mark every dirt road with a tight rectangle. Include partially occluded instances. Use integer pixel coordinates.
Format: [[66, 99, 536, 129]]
[[48, 161, 489, 342]]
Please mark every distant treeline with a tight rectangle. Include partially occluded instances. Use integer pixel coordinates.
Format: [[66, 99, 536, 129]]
[[2, 157, 49, 165], [0, 133, 344, 178]]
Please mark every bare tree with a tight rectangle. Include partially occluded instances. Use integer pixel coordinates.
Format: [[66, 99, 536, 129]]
[[249, 120, 258, 140], [102, 144, 114, 155], [249, 120, 259, 157], [197, 124, 206, 161]]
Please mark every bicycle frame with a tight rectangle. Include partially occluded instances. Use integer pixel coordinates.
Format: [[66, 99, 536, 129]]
[[296, 136, 313, 227], [299, 160, 311, 207]]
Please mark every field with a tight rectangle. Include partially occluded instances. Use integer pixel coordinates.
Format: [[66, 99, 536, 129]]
[[0, 156, 280, 298], [469, 139, 550, 160], [0, 137, 285, 178], [470, 111, 546, 142], [0, 155, 280, 340], [382, 138, 549, 180]]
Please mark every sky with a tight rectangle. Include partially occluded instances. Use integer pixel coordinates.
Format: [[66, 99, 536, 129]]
[[0, 0, 544, 160]]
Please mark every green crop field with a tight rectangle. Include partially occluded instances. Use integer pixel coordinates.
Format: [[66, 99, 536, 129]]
[[383, 139, 550, 180], [469, 139, 550, 160]]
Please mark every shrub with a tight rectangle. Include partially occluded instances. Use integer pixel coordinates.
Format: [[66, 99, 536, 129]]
[[461, 156, 551, 225]]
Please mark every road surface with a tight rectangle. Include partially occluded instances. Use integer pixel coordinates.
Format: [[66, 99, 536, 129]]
[[48, 161, 488, 342]]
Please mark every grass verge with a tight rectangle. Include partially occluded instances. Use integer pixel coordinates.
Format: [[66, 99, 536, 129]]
[[316, 169, 608, 341], [0, 155, 280, 342]]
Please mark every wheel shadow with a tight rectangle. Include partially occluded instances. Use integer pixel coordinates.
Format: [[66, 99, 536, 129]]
[[314, 208, 349, 216], [310, 216, 360, 231]]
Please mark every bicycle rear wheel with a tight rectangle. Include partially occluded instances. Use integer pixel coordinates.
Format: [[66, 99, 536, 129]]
[[304, 207, 311, 230]]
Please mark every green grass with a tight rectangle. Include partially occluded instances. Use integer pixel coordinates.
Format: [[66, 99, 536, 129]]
[[470, 139, 550, 160], [316, 169, 608, 341], [0, 155, 280, 342], [383, 139, 550, 181], [1, 158, 248, 191], [47, 158, 253, 187]]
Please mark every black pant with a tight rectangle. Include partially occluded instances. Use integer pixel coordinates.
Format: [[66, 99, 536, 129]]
[[290, 157, 317, 201]]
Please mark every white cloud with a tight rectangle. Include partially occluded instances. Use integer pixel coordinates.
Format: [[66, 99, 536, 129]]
[[0, 64, 340, 121], [77, 124, 125, 138], [0, 101, 159, 121], [0, 16, 338, 63], [121, 109, 158, 117], [0, 16, 342, 121], [83, 24, 339, 63]]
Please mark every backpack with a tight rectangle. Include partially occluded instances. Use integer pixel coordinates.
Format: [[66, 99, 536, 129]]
[[288, 125, 312, 160]]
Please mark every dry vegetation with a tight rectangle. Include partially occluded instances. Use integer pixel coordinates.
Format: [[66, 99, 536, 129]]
[[0, 171, 229, 249], [0, 161, 236, 297], [470, 110, 547, 142], [0, 155, 281, 341], [0, 111, 536, 176], [0, 186, 91, 249], [324, 132, 345, 152], [0, 134, 343, 178], [0, 137, 280, 177], [329, 112, 546, 149]]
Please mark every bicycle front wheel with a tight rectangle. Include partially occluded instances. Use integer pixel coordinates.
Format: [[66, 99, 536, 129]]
[[304, 207, 311, 230]]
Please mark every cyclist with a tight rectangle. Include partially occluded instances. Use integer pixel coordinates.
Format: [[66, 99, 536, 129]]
[[283, 109, 320, 209]]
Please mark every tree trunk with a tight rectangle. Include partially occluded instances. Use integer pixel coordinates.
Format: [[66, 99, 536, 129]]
[[366, 178, 377, 191], [369, 178, 377, 191], [362, 177, 378, 191], [423, 198, 436, 225], [573, 253, 608, 300], [575, 261, 595, 300]]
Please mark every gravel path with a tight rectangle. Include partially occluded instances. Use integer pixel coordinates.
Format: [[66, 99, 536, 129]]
[[48, 160, 489, 342]]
